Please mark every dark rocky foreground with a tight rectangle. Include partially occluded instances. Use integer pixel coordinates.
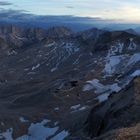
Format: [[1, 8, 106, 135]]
[[0, 24, 140, 139]]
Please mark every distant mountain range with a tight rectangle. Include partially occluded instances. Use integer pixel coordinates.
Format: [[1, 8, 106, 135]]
[[0, 10, 140, 32]]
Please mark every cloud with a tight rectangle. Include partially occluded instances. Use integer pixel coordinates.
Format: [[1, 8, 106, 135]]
[[66, 6, 74, 9], [0, 1, 12, 6], [0, 9, 29, 19], [0, 9, 139, 31], [0, 9, 116, 31], [0, 0, 140, 23]]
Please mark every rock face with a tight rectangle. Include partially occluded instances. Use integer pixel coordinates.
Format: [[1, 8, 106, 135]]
[[0, 24, 140, 139], [86, 78, 139, 137], [0, 25, 73, 48], [85, 77, 140, 140]]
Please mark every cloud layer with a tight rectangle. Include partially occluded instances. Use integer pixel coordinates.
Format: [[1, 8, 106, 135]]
[[0, 1, 12, 6], [0, 9, 139, 31], [1, 0, 140, 23]]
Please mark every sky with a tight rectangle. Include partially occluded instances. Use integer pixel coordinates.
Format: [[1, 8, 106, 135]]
[[0, 0, 140, 23]]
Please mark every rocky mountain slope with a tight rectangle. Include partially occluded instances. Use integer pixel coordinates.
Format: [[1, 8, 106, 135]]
[[0, 25, 140, 140]]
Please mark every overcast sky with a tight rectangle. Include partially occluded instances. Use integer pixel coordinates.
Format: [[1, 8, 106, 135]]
[[1, 0, 140, 23]]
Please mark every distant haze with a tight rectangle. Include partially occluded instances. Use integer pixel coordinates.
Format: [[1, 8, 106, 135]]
[[0, 0, 140, 31], [0, 0, 140, 23]]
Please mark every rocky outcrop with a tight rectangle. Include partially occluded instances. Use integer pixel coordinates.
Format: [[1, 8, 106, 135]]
[[85, 77, 140, 139], [0, 25, 73, 48], [93, 123, 140, 140]]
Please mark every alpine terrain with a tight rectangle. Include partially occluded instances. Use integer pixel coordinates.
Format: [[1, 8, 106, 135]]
[[0, 24, 140, 140]]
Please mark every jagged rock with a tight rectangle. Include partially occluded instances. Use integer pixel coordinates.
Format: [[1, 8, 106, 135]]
[[86, 77, 140, 139]]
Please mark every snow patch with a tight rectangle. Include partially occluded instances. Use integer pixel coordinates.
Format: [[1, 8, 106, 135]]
[[8, 50, 17, 56], [70, 104, 81, 110], [47, 42, 55, 47], [131, 70, 140, 77], [51, 67, 57, 72], [64, 43, 79, 55], [104, 55, 123, 76], [108, 42, 124, 56], [51, 130, 69, 140], [83, 79, 121, 103], [128, 39, 137, 50], [19, 117, 29, 123], [32, 64, 40, 71], [78, 106, 87, 111], [127, 53, 140, 66], [97, 93, 110, 103], [70, 104, 87, 112], [16, 119, 59, 140], [83, 79, 121, 93], [0, 128, 13, 140], [54, 107, 59, 111]]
